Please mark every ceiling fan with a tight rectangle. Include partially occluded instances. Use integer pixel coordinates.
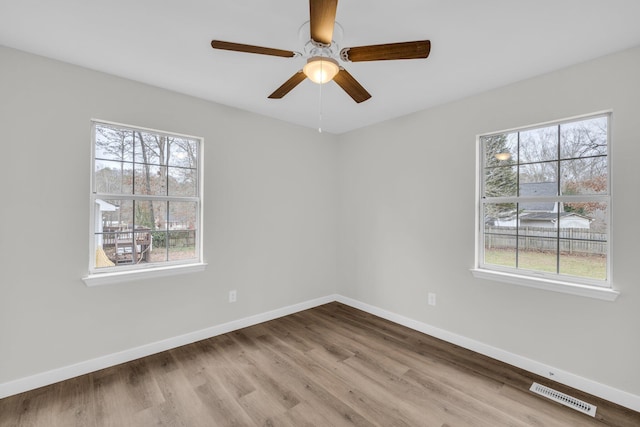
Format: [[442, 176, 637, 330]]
[[211, 0, 431, 103]]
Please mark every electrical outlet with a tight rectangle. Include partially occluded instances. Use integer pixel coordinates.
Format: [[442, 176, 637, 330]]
[[428, 293, 436, 306], [229, 290, 237, 303]]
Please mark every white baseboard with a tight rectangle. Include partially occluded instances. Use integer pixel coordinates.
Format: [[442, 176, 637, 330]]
[[2, 293, 639, 414], [335, 295, 640, 413], [0, 294, 337, 400]]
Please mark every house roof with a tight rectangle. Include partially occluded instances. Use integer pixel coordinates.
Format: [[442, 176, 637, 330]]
[[96, 199, 118, 212], [520, 212, 591, 222], [519, 182, 557, 211]]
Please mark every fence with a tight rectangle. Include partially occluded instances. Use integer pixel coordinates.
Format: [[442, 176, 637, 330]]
[[485, 226, 606, 255], [101, 227, 196, 249], [150, 230, 196, 248]]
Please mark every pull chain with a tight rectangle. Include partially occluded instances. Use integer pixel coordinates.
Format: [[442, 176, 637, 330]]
[[318, 59, 323, 133]]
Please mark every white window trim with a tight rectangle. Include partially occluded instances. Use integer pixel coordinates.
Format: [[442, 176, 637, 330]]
[[83, 119, 206, 286], [470, 269, 619, 301], [472, 111, 618, 301], [83, 262, 207, 287]]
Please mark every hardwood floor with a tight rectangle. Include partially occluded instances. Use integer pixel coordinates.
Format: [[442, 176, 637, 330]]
[[1, 302, 639, 426]]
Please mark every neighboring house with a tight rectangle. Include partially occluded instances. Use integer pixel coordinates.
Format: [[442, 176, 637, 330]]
[[155, 214, 191, 230], [495, 211, 592, 229], [493, 182, 592, 229]]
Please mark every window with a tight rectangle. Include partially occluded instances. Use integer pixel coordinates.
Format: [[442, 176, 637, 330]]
[[84, 120, 204, 285], [473, 113, 617, 300]]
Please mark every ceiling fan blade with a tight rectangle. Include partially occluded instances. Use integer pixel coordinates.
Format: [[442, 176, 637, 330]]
[[310, 0, 338, 45], [268, 71, 307, 99], [211, 40, 297, 58], [333, 69, 371, 103], [340, 40, 431, 62]]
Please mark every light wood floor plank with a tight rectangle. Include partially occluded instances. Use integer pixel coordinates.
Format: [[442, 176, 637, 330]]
[[1, 302, 639, 426]]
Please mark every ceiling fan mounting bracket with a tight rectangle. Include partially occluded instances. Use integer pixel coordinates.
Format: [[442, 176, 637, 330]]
[[339, 48, 351, 62], [304, 39, 339, 62]]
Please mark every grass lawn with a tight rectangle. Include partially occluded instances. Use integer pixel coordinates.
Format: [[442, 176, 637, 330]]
[[149, 246, 197, 262], [484, 248, 606, 280]]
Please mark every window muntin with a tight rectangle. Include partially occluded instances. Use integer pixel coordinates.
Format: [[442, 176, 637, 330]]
[[479, 114, 610, 286], [90, 121, 202, 274]]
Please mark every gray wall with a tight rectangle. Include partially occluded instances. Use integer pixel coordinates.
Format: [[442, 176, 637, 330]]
[[337, 46, 640, 396], [1, 43, 639, 399], [0, 46, 338, 383]]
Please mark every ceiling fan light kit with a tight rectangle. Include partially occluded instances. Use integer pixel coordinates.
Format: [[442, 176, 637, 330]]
[[210, 0, 431, 103], [303, 56, 340, 84], [495, 152, 512, 161]]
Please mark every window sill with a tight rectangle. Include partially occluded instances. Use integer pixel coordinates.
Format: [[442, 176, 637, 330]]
[[83, 263, 207, 287], [470, 268, 619, 301]]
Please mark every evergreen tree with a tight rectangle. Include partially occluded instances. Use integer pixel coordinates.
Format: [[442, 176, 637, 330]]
[[482, 134, 517, 221]]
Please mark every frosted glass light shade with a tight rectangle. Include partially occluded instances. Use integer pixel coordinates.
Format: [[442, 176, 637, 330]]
[[303, 57, 340, 84]]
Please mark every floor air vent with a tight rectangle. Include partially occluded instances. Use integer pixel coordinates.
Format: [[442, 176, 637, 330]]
[[529, 382, 597, 417]]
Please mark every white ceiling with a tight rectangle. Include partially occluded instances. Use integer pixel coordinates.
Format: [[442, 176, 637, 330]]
[[2, 1, 640, 134]]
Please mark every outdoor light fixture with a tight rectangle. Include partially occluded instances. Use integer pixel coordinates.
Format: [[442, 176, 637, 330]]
[[495, 152, 512, 161], [303, 56, 340, 84]]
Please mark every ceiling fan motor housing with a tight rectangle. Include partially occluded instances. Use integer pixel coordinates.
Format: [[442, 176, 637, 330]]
[[304, 39, 340, 62]]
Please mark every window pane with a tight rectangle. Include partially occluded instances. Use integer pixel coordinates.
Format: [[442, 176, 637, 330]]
[[95, 160, 133, 194], [168, 166, 197, 197], [134, 132, 167, 166], [564, 201, 608, 233], [519, 162, 558, 186], [134, 200, 156, 230], [482, 133, 518, 165], [168, 230, 197, 262], [96, 200, 153, 266], [558, 200, 607, 281], [483, 203, 517, 268], [560, 116, 607, 160], [519, 126, 558, 163], [169, 138, 198, 168], [95, 124, 134, 162], [100, 199, 133, 229], [558, 251, 606, 281], [167, 202, 197, 261], [517, 237, 558, 273], [560, 157, 607, 196], [169, 201, 198, 231], [94, 199, 154, 266], [134, 164, 168, 196], [558, 228, 607, 281]]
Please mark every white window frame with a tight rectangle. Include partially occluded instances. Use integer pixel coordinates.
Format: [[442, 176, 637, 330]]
[[83, 120, 206, 286], [471, 112, 619, 301]]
